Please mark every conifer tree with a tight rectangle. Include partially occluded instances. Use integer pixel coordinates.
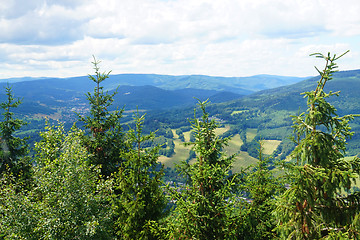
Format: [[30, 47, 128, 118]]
[[275, 51, 360, 239], [242, 141, 284, 239], [167, 100, 240, 239], [0, 84, 31, 183], [112, 111, 166, 239], [78, 56, 125, 177]]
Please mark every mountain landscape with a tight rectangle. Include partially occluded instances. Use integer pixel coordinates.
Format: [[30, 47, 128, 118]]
[[2, 67, 360, 239], [0, 73, 306, 116], [0, 73, 307, 94], [1, 69, 360, 168]]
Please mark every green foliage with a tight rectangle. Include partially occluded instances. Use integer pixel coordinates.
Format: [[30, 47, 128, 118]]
[[112, 111, 167, 239], [78, 56, 125, 177], [167, 100, 242, 239], [0, 124, 113, 239], [242, 141, 284, 239], [275, 51, 360, 239], [0, 84, 31, 185], [3, 52, 360, 240]]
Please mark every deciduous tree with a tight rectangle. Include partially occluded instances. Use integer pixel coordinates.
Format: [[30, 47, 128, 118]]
[[0, 124, 114, 239]]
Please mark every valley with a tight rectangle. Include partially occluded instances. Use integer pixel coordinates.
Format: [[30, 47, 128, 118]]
[[2, 69, 360, 171]]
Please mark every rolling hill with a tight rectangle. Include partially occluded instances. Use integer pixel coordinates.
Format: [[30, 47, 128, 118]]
[[144, 69, 360, 159], [2, 69, 360, 165], [0, 73, 307, 95], [0, 73, 306, 116]]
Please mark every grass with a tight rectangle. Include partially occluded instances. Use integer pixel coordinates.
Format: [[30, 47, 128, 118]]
[[160, 127, 280, 173], [246, 128, 257, 142], [261, 140, 281, 155], [231, 152, 258, 172], [224, 134, 243, 156], [231, 110, 249, 116], [158, 139, 191, 168], [15, 129, 39, 136], [215, 125, 230, 135], [158, 129, 192, 168], [32, 110, 63, 121], [183, 131, 191, 142]]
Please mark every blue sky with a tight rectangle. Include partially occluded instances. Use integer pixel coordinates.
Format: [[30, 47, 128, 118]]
[[0, 0, 359, 79]]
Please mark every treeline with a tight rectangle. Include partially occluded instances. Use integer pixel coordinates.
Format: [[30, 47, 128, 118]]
[[1, 53, 360, 239]]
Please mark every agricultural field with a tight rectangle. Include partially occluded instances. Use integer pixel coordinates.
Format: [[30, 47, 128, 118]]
[[261, 140, 282, 155], [246, 128, 257, 142], [158, 127, 281, 173]]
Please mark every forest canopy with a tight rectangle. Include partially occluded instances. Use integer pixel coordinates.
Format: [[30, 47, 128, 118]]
[[0, 52, 359, 239]]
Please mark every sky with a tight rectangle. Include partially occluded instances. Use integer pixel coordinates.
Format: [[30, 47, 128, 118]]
[[0, 0, 359, 79]]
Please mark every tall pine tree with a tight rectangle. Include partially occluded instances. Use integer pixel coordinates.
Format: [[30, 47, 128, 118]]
[[167, 100, 241, 239], [242, 141, 284, 239], [78, 56, 125, 177], [0, 84, 31, 183], [112, 111, 166, 239], [275, 51, 360, 239]]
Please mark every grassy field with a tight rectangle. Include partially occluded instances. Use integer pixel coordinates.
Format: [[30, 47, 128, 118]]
[[215, 125, 230, 136], [183, 131, 191, 142], [231, 152, 258, 172], [158, 139, 191, 168], [159, 127, 281, 173], [246, 128, 257, 142], [225, 134, 243, 156], [33, 110, 63, 121], [224, 134, 258, 172], [231, 110, 249, 116], [261, 140, 281, 155], [158, 129, 192, 168]]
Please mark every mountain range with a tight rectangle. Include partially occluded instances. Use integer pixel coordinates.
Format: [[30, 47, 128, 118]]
[[140, 69, 360, 158], [1, 69, 360, 159], [0, 73, 308, 115]]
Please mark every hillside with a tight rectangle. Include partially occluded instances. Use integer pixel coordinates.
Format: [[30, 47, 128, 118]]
[[0, 73, 306, 118], [145, 69, 360, 161], [2, 69, 360, 165], [0, 73, 306, 94]]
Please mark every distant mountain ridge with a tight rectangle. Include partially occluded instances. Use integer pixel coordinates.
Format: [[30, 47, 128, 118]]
[[2, 69, 360, 158], [0, 73, 309, 114], [0, 73, 308, 95], [142, 69, 360, 157]]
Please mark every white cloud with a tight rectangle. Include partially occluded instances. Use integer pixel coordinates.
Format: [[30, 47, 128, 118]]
[[0, 0, 359, 78]]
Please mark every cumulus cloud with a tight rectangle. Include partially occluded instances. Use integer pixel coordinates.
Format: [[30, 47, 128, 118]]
[[0, 0, 359, 78], [0, 1, 89, 45]]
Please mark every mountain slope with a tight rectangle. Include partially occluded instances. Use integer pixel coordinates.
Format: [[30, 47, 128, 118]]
[[1, 73, 307, 95], [145, 69, 360, 157], [0, 72, 304, 115]]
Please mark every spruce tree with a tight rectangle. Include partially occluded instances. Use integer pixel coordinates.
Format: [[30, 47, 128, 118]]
[[167, 100, 240, 239], [112, 111, 166, 239], [242, 141, 284, 239], [275, 51, 360, 239], [0, 84, 31, 183], [78, 56, 125, 177]]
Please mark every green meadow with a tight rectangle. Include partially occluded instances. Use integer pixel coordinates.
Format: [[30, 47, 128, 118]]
[[159, 127, 281, 172]]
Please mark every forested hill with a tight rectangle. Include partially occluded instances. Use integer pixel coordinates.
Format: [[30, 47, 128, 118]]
[[145, 69, 360, 157], [1, 73, 307, 95], [242, 69, 360, 113], [2, 69, 360, 158], [0, 73, 307, 116]]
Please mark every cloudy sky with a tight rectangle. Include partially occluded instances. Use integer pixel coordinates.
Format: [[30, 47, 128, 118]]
[[1, 0, 359, 79]]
